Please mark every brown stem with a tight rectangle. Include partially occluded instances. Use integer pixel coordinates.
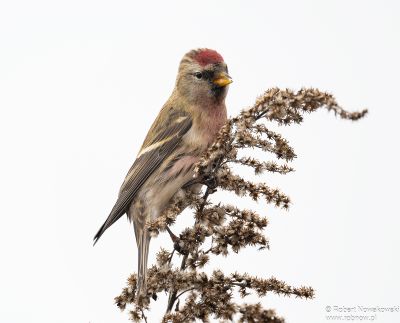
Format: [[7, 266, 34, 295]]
[[165, 185, 213, 314], [140, 308, 148, 323], [165, 253, 188, 313], [167, 249, 175, 265], [175, 287, 196, 299]]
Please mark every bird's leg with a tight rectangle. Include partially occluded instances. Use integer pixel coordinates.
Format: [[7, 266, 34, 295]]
[[166, 226, 187, 255], [181, 178, 200, 189], [166, 226, 178, 243]]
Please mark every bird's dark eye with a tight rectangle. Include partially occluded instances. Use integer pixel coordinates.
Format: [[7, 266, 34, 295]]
[[194, 72, 203, 79]]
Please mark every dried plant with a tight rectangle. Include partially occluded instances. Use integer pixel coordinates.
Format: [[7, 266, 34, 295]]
[[115, 88, 367, 322]]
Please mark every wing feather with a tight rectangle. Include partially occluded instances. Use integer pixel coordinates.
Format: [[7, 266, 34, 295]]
[[93, 108, 192, 244]]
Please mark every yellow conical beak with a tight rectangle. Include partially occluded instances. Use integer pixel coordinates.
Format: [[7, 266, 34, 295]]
[[213, 72, 233, 87]]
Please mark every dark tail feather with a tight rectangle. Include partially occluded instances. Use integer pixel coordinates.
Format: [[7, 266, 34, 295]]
[[136, 229, 150, 295], [94, 189, 136, 246], [93, 222, 107, 246], [93, 208, 126, 245], [93, 216, 120, 245]]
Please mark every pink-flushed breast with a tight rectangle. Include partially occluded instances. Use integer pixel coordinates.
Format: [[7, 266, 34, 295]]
[[167, 106, 226, 179], [183, 103, 227, 154], [198, 104, 228, 146], [193, 49, 224, 67]]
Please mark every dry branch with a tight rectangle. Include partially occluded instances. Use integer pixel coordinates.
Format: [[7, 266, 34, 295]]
[[115, 88, 367, 322]]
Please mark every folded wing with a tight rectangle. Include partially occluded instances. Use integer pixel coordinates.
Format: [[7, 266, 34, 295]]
[[93, 108, 192, 244]]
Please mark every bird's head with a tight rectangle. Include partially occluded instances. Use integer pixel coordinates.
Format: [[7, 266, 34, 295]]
[[175, 48, 232, 105]]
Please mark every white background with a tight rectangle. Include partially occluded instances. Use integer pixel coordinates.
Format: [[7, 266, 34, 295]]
[[1, 1, 399, 322]]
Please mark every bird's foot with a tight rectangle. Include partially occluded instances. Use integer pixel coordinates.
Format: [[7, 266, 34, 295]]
[[203, 174, 218, 193], [173, 239, 188, 255]]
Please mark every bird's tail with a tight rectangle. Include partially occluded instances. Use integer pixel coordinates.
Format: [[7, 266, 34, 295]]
[[136, 226, 151, 296]]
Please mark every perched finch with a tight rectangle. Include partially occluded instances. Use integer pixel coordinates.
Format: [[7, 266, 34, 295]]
[[94, 48, 232, 293]]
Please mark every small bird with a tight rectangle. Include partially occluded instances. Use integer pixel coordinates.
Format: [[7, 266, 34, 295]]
[[94, 48, 232, 294]]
